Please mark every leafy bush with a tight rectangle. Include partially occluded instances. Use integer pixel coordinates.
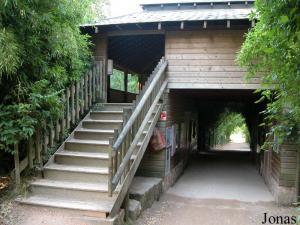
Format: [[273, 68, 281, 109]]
[[0, 0, 100, 154], [238, 0, 300, 144], [212, 110, 250, 145]]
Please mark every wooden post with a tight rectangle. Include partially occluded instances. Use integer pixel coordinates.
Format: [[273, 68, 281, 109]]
[[123, 108, 132, 175], [35, 128, 43, 168], [107, 71, 110, 103], [89, 71, 92, 107], [100, 61, 105, 101], [43, 135, 48, 155], [66, 88, 70, 129], [71, 84, 75, 124], [27, 137, 34, 169], [92, 64, 96, 103], [55, 120, 60, 142], [113, 129, 119, 176], [108, 138, 114, 197], [80, 78, 84, 114], [124, 71, 128, 103], [14, 143, 20, 186], [123, 192, 130, 221], [75, 82, 80, 121], [60, 94, 66, 141], [85, 74, 89, 110], [96, 62, 100, 100], [61, 94, 65, 140]]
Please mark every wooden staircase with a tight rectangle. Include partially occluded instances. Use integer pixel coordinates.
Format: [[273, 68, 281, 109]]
[[18, 103, 131, 218], [18, 57, 168, 222]]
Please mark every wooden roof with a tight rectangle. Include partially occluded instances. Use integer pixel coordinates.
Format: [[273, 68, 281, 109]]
[[81, 0, 254, 28]]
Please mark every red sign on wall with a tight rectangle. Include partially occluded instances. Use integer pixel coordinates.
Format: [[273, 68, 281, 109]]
[[160, 111, 167, 121]]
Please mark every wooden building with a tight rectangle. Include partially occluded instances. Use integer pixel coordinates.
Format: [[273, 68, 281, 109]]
[[80, 0, 300, 205], [18, 0, 300, 222]]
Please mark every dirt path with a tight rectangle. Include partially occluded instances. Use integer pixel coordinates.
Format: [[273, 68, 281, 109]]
[[136, 151, 296, 225], [135, 194, 296, 225]]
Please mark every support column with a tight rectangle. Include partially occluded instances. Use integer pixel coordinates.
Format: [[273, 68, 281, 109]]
[[124, 71, 128, 103]]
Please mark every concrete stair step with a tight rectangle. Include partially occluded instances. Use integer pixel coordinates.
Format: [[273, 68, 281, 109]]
[[90, 111, 123, 120], [74, 128, 114, 140], [82, 119, 123, 130], [44, 163, 108, 183], [55, 151, 109, 167], [64, 139, 109, 153], [17, 196, 112, 218], [30, 179, 116, 202]]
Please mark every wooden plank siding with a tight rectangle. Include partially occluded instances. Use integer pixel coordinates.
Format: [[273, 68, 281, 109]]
[[279, 144, 298, 187], [92, 34, 108, 102], [165, 30, 261, 89], [136, 93, 169, 178], [270, 144, 299, 188], [137, 90, 198, 178]]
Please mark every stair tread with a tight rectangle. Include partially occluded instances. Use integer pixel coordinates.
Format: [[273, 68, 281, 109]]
[[91, 111, 123, 114], [100, 103, 133, 106], [83, 119, 123, 123], [31, 179, 109, 192], [55, 151, 109, 159], [66, 139, 109, 145], [44, 163, 108, 174], [18, 195, 114, 212], [76, 128, 114, 133]]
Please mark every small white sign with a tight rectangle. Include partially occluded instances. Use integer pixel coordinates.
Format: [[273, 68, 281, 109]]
[[107, 59, 113, 75]]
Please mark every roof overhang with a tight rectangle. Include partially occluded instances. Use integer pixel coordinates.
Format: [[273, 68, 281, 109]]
[[81, 0, 255, 34]]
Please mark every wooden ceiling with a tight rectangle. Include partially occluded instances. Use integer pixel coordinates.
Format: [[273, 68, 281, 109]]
[[108, 34, 165, 75]]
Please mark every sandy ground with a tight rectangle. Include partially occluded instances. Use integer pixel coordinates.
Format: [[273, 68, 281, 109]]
[[168, 151, 273, 202], [135, 150, 297, 225], [1, 146, 297, 225], [135, 194, 296, 225], [0, 203, 103, 225]]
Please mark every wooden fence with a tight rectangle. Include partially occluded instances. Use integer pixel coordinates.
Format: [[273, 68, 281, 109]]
[[12, 60, 105, 185]]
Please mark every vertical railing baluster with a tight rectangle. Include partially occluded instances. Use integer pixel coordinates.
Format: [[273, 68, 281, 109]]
[[75, 82, 80, 121], [27, 137, 33, 169], [55, 120, 59, 142], [35, 128, 42, 168], [113, 129, 119, 177], [89, 71, 92, 107], [66, 88, 70, 129], [71, 84, 75, 125], [14, 143, 20, 186], [108, 138, 114, 197], [84, 73, 88, 111], [92, 64, 96, 103], [61, 94, 65, 140], [80, 77, 84, 114]]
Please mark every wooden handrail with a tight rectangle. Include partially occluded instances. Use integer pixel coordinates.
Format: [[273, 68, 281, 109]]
[[112, 59, 167, 152], [108, 57, 168, 198], [112, 80, 168, 188]]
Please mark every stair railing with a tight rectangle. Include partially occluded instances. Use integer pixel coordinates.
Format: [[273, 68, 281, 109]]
[[107, 57, 168, 211], [12, 60, 104, 185]]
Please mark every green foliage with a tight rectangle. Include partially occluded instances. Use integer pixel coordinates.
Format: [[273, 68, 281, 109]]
[[213, 110, 250, 145], [0, 0, 105, 154], [111, 69, 125, 91], [128, 74, 139, 94], [237, 0, 300, 144], [110, 69, 139, 94]]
